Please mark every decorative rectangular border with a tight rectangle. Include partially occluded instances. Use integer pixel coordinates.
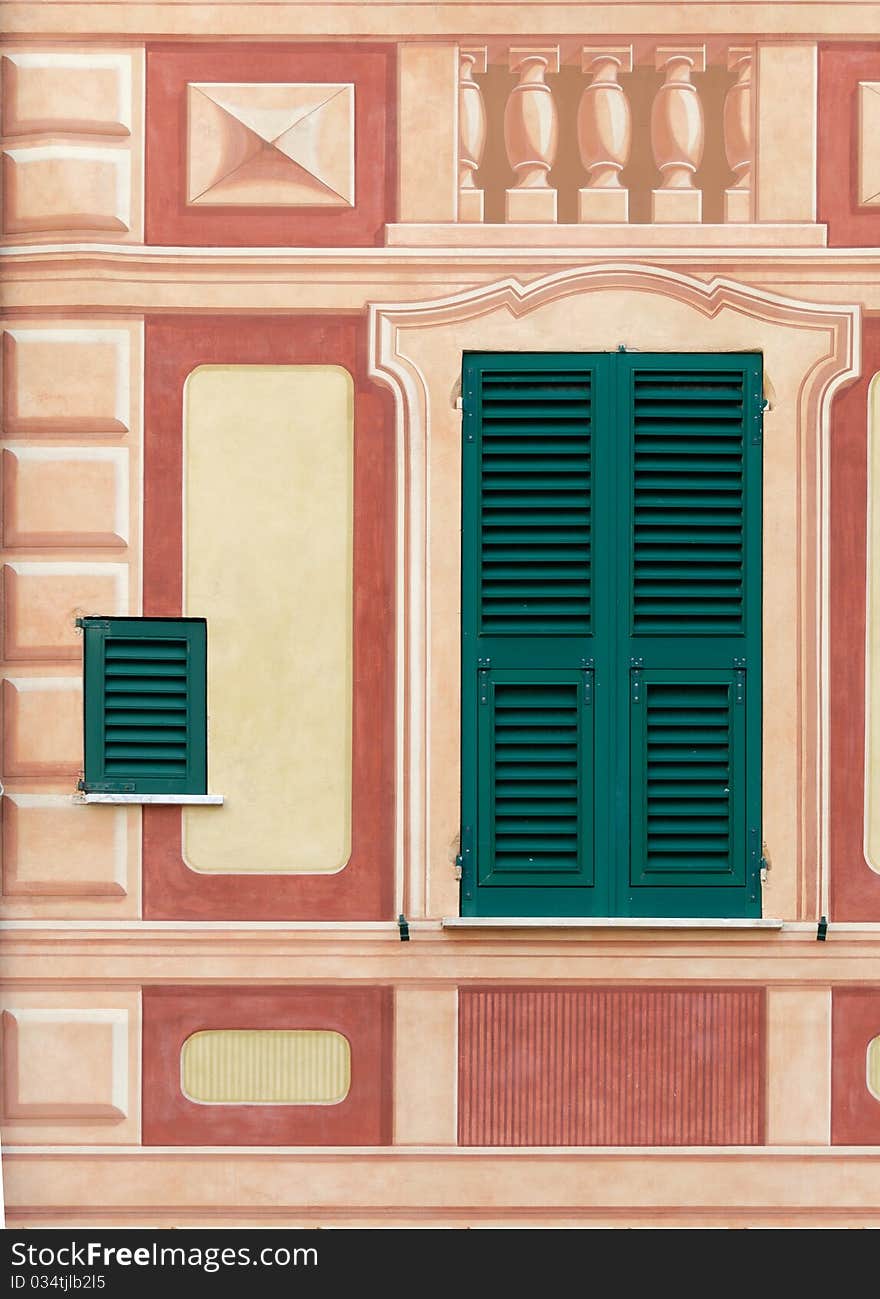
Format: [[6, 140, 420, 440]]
[[142, 986, 393, 1145], [831, 987, 880, 1144], [142, 316, 395, 919], [829, 317, 880, 918], [145, 43, 395, 246], [818, 43, 880, 247]]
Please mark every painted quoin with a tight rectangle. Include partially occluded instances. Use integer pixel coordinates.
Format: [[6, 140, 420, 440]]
[[1, 1, 880, 1229]]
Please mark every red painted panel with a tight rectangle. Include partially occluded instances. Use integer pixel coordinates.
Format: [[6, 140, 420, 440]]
[[145, 43, 396, 246], [143, 316, 395, 920], [143, 986, 393, 1145], [458, 987, 765, 1146], [818, 44, 880, 247], [831, 988, 880, 1144], [829, 318, 880, 920]]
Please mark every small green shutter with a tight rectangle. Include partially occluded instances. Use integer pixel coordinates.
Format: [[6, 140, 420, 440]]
[[81, 617, 207, 795], [461, 351, 762, 918]]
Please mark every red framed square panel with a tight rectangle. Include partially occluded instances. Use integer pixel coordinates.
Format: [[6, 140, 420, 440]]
[[146, 43, 396, 246]]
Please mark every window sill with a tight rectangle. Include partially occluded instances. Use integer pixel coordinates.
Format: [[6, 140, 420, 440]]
[[441, 916, 784, 931], [74, 793, 224, 806]]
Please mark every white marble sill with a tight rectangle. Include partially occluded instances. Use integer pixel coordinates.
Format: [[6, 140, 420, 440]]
[[73, 793, 224, 805], [442, 916, 785, 930]]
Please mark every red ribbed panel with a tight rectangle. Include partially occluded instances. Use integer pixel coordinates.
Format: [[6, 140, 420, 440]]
[[458, 987, 765, 1146]]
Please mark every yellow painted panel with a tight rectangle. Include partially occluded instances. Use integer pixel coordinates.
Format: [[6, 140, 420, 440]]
[[865, 374, 880, 874], [181, 1029, 351, 1105], [182, 365, 353, 873], [869, 1036, 880, 1102]]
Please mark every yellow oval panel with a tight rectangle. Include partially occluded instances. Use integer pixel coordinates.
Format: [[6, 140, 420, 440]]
[[869, 1035, 880, 1102], [181, 1029, 351, 1105]]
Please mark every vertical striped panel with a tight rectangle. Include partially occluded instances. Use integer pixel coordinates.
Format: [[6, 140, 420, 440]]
[[458, 987, 764, 1146], [181, 1030, 351, 1105]]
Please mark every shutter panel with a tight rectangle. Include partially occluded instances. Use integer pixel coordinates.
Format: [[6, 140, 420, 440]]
[[477, 669, 594, 891], [82, 617, 207, 794], [631, 367, 748, 636], [630, 670, 746, 889], [622, 355, 762, 917], [478, 368, 592, 636], [462, 354, 604, 916]]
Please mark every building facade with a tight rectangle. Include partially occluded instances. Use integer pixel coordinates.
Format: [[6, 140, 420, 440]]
[[1, 0, 880, 1227]]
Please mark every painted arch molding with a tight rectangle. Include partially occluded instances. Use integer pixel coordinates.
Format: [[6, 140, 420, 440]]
[[367, 264, 860, 923]]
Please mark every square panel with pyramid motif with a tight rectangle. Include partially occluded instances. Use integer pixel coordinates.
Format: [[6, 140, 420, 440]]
[[146, 44, 394, 245]]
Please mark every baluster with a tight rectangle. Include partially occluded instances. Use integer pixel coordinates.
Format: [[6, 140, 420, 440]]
[[504, 46, 560, 223], [577, 46, 633, 223], [458, 47, 488, 223], [724, 47, 754, 223], [651, 45, 706, 223]]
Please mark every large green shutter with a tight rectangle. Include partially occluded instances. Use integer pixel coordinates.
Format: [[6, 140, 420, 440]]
[[461, 354, 608, 916], [461, 351, 762, 918], [81, 617, 207, 795]]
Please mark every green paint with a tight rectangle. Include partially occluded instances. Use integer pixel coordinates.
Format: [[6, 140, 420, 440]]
[[461, 352, 762, 918], [81, 617, 207, 795]]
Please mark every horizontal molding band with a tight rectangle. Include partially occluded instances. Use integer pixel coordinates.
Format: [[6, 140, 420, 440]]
[[3, 247, 880, 313], [0, 923, 878, 983], [5, 1149, 880, 1219], [2, 5, 878, 39]]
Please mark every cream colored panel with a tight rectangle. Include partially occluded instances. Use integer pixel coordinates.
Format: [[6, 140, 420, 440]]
[[859, 84, 880, 206], [1, 447, 128, 548], [2, 794, 127, 896], [1, 562, 128, 660], [868, 1036, 880, 1101], [181, 1030, 351, 1104], [766, 987, 831, 1143], [1, 327, 131, 436], [183, 365, 352, 873], [2, 677, 81, 776], [755, 44, 817, 222], [394, 987, 458, 1144], [397, 44, 458, 221], [1, 53, 132, 137], [866, 375, 880, 874], [2, 146, 131, 236], [0, 989, 139, 1144]]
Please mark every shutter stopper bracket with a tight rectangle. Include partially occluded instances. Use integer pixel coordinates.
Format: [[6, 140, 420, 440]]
[[397, 914, 410, 942], [817, 916, 828, 942]]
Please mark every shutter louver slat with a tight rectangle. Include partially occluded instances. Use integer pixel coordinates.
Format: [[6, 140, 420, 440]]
[[632, 368, 746, 636], [644, 681, 733, 874], [103, 636, 190, 777], [492, 681, 581, 872], [480, 369, 592, 636]]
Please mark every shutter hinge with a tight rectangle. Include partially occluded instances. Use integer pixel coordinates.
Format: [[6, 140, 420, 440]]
[[458, 825, 474, 900], [752, 397, 767, 446], [478, 658, 491, 705], [580, 658, 594, 705], [733, 657, 746, 705], [760, 841, 771, 885], [463, 382, 476, 440], [77, 617, 110, 630], [749, 827, 761, 900], [630, 657, 643, 704]]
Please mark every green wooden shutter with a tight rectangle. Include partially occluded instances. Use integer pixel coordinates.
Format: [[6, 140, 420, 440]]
[[461, 354, 606, 916], [81, 617, 207, 795], [461, 351, 762, 919], [620, 355, 762, 917]]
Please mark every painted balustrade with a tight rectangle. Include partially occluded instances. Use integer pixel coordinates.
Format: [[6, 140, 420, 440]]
[[455, 41, 758, 227]]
